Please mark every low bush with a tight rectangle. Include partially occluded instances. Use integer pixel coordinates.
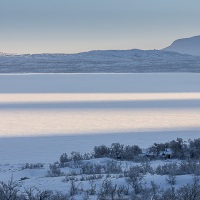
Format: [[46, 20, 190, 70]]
[[22, 163, 44, 170]]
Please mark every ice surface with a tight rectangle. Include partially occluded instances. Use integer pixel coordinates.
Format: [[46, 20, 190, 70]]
[[1, 73, 200, 93], [0, 73, 200, 164]]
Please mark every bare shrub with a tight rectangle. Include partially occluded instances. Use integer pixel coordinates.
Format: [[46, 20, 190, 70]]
[[179, 160, 200, 175], [176, 176, 200, 200], [160, 187, 177, 200], [47, 163, 64, 177], [189, 138, 200, 159], [62, 175, 78, 183], [35, 190, 53, 200], [166, 174, 176, 186], [156, 160, 200, 176], [69, 180, 82, 197], [149, 181, 161, 200], [93, 145, 110, 158], [87, 180, 96, 195], [104, 160, 122, 174], [80, 163, 102, 175], [110, 143, 124, 160], [123, 145, 142, 160], [140, 160, 154, 174], [125, 166, 144, 194], [155, 162, 178, 175], [0, 176, 20, 200], [59, 153, 70, 167], [85, 174, 103, 181], [22, 163, 44, 170], [98, 179, 117, 200], [169, 138, 188, 159]]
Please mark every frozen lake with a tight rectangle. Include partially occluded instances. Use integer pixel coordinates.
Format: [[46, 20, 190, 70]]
[[0, 73, 200, 163]]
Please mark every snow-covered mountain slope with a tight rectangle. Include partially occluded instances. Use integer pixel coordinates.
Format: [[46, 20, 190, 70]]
[[163, 35, 200, 56], [0, 49, 200, 73]]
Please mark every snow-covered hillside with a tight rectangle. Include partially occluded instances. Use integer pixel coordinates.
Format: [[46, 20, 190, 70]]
[[0, 146, 200, 200], [0, 49, 200, 73], [163, 35, 200, 56]]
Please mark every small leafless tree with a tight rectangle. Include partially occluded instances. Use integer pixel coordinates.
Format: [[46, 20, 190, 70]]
[[0, 176, 20, 200], [69, 180, 81, 198], [88, 180, 96, 195], [98, 179, 117, 200], [166, 174, 176, 186], [125, 167, 144, 194]]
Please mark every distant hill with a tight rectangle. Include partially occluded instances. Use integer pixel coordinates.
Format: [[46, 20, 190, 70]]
[[163, 35, 200, 56], [0, 49, 200, 73]]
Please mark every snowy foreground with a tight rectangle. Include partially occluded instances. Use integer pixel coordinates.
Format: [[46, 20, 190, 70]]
[[1, 73, 200, 199], [0, 157, 197, 199]]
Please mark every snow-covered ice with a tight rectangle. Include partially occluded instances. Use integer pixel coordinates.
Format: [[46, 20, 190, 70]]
[[0, 73, 200, 164]]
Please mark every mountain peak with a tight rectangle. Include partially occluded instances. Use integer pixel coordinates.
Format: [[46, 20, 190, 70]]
[[163, 35, 200, 56]]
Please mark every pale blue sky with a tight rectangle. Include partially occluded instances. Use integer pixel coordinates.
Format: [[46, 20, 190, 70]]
[[0, 0, 200, 54]]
